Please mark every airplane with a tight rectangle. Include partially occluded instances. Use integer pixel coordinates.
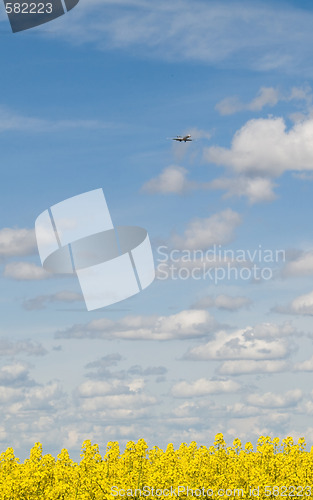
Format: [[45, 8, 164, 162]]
[[172, 134, 192, 142]]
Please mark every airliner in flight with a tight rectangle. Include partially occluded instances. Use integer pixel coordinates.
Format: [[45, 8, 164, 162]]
[[172, 134, 192, 142]]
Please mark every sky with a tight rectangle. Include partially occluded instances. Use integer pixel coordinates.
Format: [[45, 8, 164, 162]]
[[1, 0, 313, 460]]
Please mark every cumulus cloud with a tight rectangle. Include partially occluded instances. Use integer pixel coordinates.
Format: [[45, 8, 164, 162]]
[[225, 402, 263, 418], [209, 176, 277, 204], [4, 262, 52, 281], [282, 251, 313, 277], [0, 339, 47, 357], [205, 117, 313, 177], [0, 386, 23, 404], [78, 378, 146, 398], [78, 380, 127, 398], [0, 365, 62, 407], [250, 322, 296, 339], [0, 363, 31, 386], [246, 389, 302, 408], [0, 228, 36, 257], [276, 290, 313, 316], [171, 378, 240, 398], [192, 294, 252, 311], [171, 209, 241, 250], [294, 356, 313, 372], [143, 93, 313, 205], [217, 359, 289, 375], [142, 167, 277, 204], [78, 392, 157, 412], [204, 98, 313, 203], [22, 382, 66, 411], [56, 309, 217, 341], [142, 166, 199, 194], [185, 323, 296, 361]]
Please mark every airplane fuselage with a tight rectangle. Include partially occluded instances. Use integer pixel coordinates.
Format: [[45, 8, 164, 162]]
[[173, 135, 192, 142]]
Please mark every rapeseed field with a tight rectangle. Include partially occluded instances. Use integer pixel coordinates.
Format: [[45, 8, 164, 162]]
[[0, 434, 312, 499]]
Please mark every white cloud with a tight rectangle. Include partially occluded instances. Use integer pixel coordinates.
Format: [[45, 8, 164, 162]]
[[171, 401, 198, 418], [171, 209, 241, 250], [185, 323, 296, 361], [282, 251, 313, 277], [143, 168, 277, 203], [63, 430, 79, 449], [216, 87, 280, 115], [225, 402, 262, 418], [4, 262, 52, 281], [44, 1, 313, 76], [23, 383, 66, 410], [128, 378, 145, 392], [142, 168, 277, 205], [277, 290, 313, 316], [215, 86, 312, 116], [218, 359, 289, 375], [251, 322, 295, 339], [210, 176, 277, 204], [78, 378, 144, 398], [0, 339, 47, 357], [294, 356, 313, 372], [171, 378, 240, 398], [56, 309, 217, 341], [142, 166, 197, 194], [192, 294, 252, 311], [206, 91, 313, 203], [246, 389, 302, 409], [79, 393, 157, 411], [78, 380, 122, 397], [0, 363, 30, 385], [242, 87, 280, 111], [0, 228, 36, 257], [205, 117, 313, 177], [0, 386, 22, 404]]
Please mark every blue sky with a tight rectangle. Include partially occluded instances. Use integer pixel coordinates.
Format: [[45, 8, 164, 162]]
[[1, 0, 313, 460]]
